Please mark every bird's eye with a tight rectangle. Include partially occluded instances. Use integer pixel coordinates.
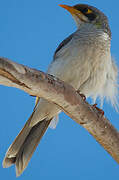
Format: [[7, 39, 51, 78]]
[[82, 8, 88, 13], [82, 8, 92, 14], [82, 8, 96, 21]]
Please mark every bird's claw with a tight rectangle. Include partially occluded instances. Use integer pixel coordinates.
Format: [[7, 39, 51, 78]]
[[92, 104, 104, 116], [77, 90, 86, 101]]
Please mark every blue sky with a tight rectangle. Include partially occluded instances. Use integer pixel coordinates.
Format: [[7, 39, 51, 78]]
[[0, 0, 119, 179]]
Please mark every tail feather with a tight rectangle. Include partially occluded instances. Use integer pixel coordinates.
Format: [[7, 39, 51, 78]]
[[3, 112, 34, 164], [15, 119, 51, 177], [3, 116, 51, 176]]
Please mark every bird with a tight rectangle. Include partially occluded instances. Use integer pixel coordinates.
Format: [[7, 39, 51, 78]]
[[3, 3, 118, 176]]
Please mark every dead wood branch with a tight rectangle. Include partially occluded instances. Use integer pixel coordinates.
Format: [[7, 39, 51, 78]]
[[0, 57, 119, 163]]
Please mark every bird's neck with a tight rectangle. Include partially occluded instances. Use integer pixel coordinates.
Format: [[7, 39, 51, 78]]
[[77, 23, 111, 41]]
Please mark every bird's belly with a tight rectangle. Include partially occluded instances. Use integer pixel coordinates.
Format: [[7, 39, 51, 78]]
[[79, 53, 112, 98], [48, 55, 90, 90], [48, 49, 111, 98]]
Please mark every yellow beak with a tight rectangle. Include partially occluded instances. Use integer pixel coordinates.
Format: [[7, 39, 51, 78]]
[[59, 4, 83, 16]]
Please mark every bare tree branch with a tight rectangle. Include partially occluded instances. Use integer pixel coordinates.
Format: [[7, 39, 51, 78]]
[[0, 57, 119, 163]]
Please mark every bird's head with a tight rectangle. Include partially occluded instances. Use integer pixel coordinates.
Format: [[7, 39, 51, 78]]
[[59, 4, 111, 37]]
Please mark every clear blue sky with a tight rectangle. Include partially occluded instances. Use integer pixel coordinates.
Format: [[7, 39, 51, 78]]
[[0, 0, 119, 179]]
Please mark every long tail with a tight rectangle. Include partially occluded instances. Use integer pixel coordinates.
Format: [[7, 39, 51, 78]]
[[3, 112, 52, 177]]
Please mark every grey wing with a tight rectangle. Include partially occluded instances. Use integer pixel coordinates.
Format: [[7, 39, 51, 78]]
[[53, 33, 74, 59], [48, 32, 91, 91]]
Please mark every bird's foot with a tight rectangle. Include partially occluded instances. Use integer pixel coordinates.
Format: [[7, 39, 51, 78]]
[[92, 104, 104, 116], [77, 90, 86, 101]]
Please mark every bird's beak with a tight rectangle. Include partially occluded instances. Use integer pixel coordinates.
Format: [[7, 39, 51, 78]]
[[59, 4, 85, 20]]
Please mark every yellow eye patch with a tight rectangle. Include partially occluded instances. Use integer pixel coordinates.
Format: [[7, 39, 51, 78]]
[[86, 9, 93, 14]]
